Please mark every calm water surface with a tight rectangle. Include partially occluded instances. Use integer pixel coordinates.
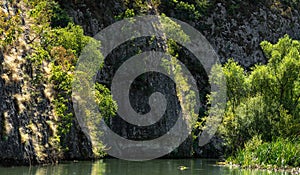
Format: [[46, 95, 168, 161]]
[[0, 159, 291, 175]]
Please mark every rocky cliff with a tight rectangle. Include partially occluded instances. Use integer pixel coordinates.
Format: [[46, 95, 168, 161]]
[[59, 0, 300, 158], [0, 0, 299, 165], [0, 0, 93, 165], [61, 0, 300, 67]]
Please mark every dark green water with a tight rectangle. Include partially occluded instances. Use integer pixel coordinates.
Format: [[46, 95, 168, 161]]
[[0, 159, 291, 175]]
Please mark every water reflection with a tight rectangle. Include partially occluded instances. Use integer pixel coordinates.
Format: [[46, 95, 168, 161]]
[[0, 159, 291, 175]]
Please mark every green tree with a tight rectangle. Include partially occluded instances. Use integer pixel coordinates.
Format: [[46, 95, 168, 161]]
[[217, 35, 300, 154]]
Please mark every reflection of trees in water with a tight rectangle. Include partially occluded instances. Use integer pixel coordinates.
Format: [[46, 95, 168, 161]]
[[0, 159, 285, 175], [91, 160, 106, 175], [32, 161, 105, 175]]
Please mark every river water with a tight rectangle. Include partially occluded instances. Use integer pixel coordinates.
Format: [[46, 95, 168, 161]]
[[0, 159, 291, 175]]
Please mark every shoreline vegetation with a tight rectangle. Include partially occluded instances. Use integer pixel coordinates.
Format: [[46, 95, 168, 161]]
[[212, 35, 300, 173], [217, 162, 300, 175]]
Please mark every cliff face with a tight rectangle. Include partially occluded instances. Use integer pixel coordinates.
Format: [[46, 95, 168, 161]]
[[0, 0, 93, 165], [60, 0, 300, 158], [0, 0, 57, 165], [61, 0, 300, 67], [0, 0, 300, 165], [197, 1, 300, 68]]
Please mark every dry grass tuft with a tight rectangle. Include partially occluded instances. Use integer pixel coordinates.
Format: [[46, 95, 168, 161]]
[[13, 94, 27, 113]]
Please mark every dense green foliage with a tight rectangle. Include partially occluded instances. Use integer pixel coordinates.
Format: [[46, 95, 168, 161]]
[[0, 2, 22, 51], [115, 0, 209, 21], [27, 0, 89, 136], [24, 0, 117, 156], [229, 136, 300, 168], [213, 35, 300, 167], [95, 83, 118, 124]]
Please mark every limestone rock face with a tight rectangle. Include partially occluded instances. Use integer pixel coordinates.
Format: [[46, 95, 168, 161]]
[[1, 0, 300, 165], [0, 0, 92, 165], [197, 2, 300, 68], [61, 0, 300, 158], [62, 1, 300, 68]]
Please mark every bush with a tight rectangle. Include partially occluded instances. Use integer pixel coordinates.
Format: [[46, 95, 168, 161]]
[[232, 137, 300, 168], [214, 35, 300, 157], [160, 0, 210, 21], [95, 83, 118, 125], [0, 7, 22, 50]]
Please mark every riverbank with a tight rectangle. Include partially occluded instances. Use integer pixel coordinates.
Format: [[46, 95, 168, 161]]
[[218, 162, 300, 175], [216, 137, 300, 174]]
